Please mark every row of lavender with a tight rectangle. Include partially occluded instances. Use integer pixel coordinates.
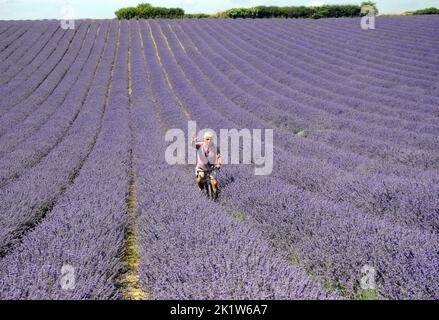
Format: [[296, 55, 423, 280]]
[[0, 16, 438, 299], [0, 19, 334, 299], [179, 19, 439, 164], [163, 19, 439, 232], [129, 19, 333, 299], [140, 18, 438, 299], [1, 19, 335, 298], [0, 21, 101, 252], [0, 20, 127, 298]]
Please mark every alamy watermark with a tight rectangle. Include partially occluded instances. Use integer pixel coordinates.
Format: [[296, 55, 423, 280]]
[[60, 264, 75, 290], [165, 121, 273, 175], [60, 2, 75, 30], [361, 5, 376, 30], [360, 264, 376, 290]]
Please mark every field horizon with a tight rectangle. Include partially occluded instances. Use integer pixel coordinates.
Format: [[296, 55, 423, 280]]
[[0, 15, 438, 300]]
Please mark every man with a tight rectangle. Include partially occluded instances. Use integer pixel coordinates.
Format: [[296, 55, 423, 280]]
[[192, 131, 222, 194]]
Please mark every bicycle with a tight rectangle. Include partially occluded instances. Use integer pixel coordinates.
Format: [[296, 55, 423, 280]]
[[198, 167, 219, 201]]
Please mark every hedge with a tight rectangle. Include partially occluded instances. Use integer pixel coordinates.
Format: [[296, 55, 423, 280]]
[[409, 7, 439, 15], [115, 2, 384, 20], [115, 3, 184, 19], [222, 5, 364, 19], [184, 13, 211, 19]]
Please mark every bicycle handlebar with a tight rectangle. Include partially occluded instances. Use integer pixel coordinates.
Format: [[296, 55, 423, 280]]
[[198, 166, 220, 173]]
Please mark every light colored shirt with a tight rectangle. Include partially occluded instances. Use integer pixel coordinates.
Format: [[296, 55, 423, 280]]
[[193, 141, 220, 170]]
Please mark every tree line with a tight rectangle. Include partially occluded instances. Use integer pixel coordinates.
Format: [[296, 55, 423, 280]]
[[115, 2, 438, 20]]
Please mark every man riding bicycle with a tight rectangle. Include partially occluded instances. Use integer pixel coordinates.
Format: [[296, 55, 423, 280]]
[[192, 131, 222, 195]]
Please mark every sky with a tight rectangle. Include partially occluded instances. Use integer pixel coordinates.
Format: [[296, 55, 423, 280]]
[[0, 0, 438, 20]]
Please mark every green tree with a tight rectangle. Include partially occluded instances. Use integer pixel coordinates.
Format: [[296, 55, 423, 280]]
[[411, 7, 439, 15], [361, 1, 379, 15], [114, 7, 138, 20]]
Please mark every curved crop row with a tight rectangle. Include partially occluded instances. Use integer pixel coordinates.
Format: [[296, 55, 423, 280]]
[[0, 16, 437, 300], [131, 20, 335, 299], [0, 19, 125, 299]]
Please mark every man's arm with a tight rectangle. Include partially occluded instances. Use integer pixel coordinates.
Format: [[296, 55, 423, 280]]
[[216, 146, 222, 168], [191, 133, 202, 149]]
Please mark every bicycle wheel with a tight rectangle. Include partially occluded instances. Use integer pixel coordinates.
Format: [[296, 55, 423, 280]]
[[213, 187, 218, 201], [209, 181, 218, 201], [206, 181, 213, 200]]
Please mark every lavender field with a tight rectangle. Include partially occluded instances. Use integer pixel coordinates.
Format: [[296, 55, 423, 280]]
[[0, 16, 438, 300]]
